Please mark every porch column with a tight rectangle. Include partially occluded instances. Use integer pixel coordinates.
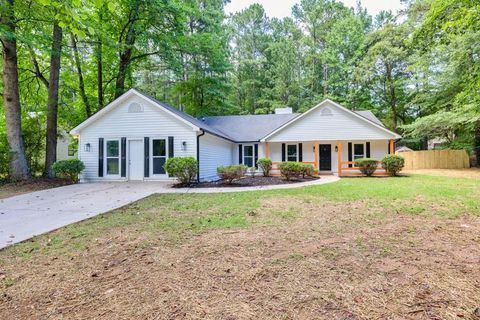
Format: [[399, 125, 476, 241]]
[[265, 142, 269, 159], [314, 142, 318, 169], [337, 141, 342, 176], [389, 139, 395, 154]]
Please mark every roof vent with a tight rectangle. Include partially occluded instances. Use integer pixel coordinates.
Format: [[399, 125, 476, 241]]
[[128, 102, 143, 113], [274, 107, 292, 114]]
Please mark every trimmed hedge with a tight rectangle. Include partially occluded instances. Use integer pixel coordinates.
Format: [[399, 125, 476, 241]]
[[52, 159, 85, 183], [256, 158, 272, 177], [278, 162, 304, 181], [301, 164, 316, 178], [354, 158, 378, 177], [164, 157, 198, 185], [217, 164, 248, 184], [381, 155, 405, 176]]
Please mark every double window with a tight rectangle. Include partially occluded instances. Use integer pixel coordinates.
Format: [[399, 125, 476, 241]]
[[287, 144, 298, 162], [152, 138, 167, 175], [106, 140, 120, 175], [243, 145, 254, 167]]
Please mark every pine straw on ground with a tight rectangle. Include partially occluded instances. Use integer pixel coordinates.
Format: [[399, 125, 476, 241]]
[[1, 197, 480, 320], [0, 178, 72, 199]]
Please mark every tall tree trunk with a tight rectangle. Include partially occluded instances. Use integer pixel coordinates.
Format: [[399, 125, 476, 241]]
[[44, 21, 63, 177], [96, 9, 103, 109], [1, 0, 30, 180], [385, 63, 397, 131], [70, 34, 91, 117], [475, 121, 480, 167]]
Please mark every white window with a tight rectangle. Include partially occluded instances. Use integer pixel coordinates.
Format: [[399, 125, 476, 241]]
[[106, 140, 120, 175], [243, 145, 254, 167], [152, 139, 167, 175], [354, 143, 365, 160], [287, 144, 298, 162]]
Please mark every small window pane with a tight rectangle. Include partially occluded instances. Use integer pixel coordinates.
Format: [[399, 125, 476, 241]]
[[107, 158, 119, 174], [287, 145, 297, 156], [153, 157, 166, 174], [244, 157, 253, 167], [153, 139, 166, 157], [287, 156, 297, 162], [106, 141, 119, 157], [244, 145, 253, 157], [354, 144, 364, 155]]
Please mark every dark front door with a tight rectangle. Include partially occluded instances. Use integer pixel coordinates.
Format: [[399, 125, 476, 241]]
[[319, 144, 332, 171]]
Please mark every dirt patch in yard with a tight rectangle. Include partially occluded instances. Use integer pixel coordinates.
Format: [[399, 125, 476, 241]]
[[0, 178, 73, 199], [1, 195, 479, 319], [405, 168, 480, 179], [189, 175, 319, 188]]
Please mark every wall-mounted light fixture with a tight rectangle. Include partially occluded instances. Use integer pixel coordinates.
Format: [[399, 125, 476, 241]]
[[182, 141, 187, 151], [84, 143, 91, 152], [335, 145, 338, 152]]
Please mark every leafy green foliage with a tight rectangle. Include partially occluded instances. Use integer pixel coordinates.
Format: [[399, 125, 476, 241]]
[[256, 158, 272, 177], [52, 159, 85, 182], [217, 165, 248, 184], [354, 158, 378, 177], [278, 162, 304, 181], [381, 155, 405, 176], [164, 157, 198, 186]]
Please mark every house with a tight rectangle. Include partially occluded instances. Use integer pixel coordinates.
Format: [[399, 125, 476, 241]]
[[70, 89, 401, 182]]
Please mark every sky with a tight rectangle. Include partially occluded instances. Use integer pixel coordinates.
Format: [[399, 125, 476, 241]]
[[225, 0, 405, 18]]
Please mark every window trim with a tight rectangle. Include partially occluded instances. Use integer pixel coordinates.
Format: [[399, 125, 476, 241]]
[[105, 139, 120, 176], [286, 143, 298, 162], [150, 137, 168, 176], [242, 144, 254, 168]]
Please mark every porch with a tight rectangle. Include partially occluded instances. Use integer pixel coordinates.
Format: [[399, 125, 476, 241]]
[[264, 140, 395, 177]]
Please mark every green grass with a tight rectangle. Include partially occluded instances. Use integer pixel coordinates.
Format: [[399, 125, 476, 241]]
[[2, 174, 479, 261]]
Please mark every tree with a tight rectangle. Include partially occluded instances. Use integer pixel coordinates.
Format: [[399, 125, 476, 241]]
[[0, 0, 30, 179]]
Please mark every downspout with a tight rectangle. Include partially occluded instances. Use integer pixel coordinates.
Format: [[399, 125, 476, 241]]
[[196, 129, 205, 182]]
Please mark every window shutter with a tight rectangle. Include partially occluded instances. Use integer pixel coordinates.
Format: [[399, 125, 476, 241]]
[[168, 136, 174, 158], [121, 137, 126, 177], [98, 138, 104, 177], [238, 144, 243, 164], [281, 143, 286, 162], [388, 142, 391, 154], [348, 142, 352, 168], [298, 143, 303, 162], [254, 144, 258, 168], [366, 142, 371, 158], [144, 137, 149, 177]]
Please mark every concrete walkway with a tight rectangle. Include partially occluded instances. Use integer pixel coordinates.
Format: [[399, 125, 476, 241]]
[[0, 176, 339, 249]]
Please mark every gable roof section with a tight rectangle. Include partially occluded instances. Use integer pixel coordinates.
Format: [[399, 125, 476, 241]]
[[261, 99, 401, 141], [70, 89, 234, 141], [201, 114, 299, 142]]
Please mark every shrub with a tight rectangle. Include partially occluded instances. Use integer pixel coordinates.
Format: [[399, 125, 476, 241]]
[[381, 154, 405, 176], [256, 158, 272, 177], [164, 157, 198, 185], [301, 164, 316, 178], [278, 162, 303, 181], [52, 159, 85, 183], [354, 158, 378, 177], [248, 167, 257, 178], [217, 164, 248, 184]]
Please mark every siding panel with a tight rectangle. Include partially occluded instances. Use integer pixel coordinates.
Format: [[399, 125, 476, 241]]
[[199, 133, 234, 181]]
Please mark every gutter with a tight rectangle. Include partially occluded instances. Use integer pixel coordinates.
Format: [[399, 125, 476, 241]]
[[196, 129, 205, 182]]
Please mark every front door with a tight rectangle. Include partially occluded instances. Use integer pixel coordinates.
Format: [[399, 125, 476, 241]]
[[319, 144, 332, 171], [128, 140, 143, 180]]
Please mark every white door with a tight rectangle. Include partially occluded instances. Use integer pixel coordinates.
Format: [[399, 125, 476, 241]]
[[128, 140, 143, 180]]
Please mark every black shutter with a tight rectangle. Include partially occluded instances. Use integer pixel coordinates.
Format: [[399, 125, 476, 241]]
[[98, 138, 104, 177], [254, 144, 258, 168], [238, 144, 243, 164], [281, 143, 286, 162], [168, 136, 174, 158], [144, 137, 149, 177], [366, 142, 371, 158], [388, 142, 391, 154], [121, 137, 126, 177], [348, 142, 352, 168], [298, 143, 303, 162]]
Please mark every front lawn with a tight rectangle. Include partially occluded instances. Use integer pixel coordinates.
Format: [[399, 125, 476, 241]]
[[1, 175, 479, 319]]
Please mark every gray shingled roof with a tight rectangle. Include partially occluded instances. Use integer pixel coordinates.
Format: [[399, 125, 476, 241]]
[[201, 114, 299, 142], [355, 110, 384, 127]]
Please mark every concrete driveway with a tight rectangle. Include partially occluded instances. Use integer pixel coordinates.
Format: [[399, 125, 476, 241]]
[[0, 176, 339, 249]]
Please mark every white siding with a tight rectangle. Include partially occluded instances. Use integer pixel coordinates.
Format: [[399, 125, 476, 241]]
[[267, 102, 396, 142], [199, 133, 234, 181], [77, 94, 197, 182]]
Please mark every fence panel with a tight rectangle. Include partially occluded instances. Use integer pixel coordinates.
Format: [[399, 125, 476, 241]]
[[398, 150, 470, 170]]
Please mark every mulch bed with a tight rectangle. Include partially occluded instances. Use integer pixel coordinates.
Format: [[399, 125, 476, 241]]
[[187, 175, 320, 188], [0, 177, 73, 199]]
